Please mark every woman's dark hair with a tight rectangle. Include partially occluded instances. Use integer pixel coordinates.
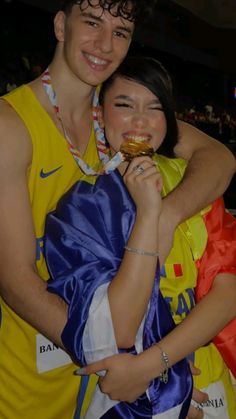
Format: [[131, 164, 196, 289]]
[[99, 56, 178, 158], [60, 0, 157, 24]]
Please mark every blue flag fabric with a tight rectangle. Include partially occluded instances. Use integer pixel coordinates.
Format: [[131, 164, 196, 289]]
[[45, 170, 192, 418]]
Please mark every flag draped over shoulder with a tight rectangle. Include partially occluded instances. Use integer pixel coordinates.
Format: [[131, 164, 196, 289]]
[[196, 198, 236, 378], [45, 170, 192, 418]]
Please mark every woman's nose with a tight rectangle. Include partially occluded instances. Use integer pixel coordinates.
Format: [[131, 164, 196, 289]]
[[131, 113, 148, 128]]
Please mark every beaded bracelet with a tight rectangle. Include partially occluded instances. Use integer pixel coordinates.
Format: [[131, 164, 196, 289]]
[[156, 344, 169, 384], [124, 246, 159, 257]]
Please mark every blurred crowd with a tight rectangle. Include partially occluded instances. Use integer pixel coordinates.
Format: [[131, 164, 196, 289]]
[[176, 105, 236, 146], [176, 104, 236, 212], [0, 52, 46, 97]]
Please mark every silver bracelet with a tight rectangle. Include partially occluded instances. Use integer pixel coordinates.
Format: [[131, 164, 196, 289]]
[[156, 344, 169, 384], [124, 246, 159, 257]]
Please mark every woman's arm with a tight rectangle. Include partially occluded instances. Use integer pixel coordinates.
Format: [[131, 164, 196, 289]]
[[81, 272, 236, 403], [107, 157, 162, 347], [143, 272, 236, 379]]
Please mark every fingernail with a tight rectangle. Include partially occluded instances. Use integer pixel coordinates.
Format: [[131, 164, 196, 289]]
[[74, 368, 87, 376]]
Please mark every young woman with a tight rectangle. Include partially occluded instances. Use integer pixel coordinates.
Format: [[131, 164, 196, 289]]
[[45, 56, 236, 418]]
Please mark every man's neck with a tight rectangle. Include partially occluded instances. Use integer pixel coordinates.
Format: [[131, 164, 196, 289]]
[[29, 61, 96, 152], [49, 58, 95, 117]]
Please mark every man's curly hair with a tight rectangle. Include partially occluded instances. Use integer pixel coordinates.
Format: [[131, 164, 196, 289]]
[[60, 0, 157, 24]]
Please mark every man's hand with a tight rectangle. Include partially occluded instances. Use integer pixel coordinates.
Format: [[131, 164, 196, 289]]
[[75, 353, 151, 402], [186, 361, 208, 418], [186, 387, 208, 419], [186, 404, 204, 419]]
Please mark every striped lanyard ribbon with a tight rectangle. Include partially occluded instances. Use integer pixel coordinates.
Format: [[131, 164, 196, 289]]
[[41, 68, 124, 175]]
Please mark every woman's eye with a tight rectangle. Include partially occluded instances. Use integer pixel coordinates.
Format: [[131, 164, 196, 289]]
[[149, 106, 163, 111], [115, 103, 132, 108]]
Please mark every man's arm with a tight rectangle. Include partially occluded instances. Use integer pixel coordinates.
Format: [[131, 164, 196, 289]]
[[173, 120, 235, 220], [159, 121, 236, 264], [0, 102, 67, 348]]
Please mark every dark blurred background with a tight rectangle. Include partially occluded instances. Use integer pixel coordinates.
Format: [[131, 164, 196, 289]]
[[0, 0, 235, 211]]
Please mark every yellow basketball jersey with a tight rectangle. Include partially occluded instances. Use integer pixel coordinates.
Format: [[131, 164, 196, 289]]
[[0, 85, 98, 419], [154, 155, 208, 325]]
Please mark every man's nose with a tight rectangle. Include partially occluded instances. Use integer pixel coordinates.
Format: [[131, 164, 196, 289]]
[[95, 28, 113, 53]]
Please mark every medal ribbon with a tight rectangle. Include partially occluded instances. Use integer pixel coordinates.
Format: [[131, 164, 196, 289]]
[[41, 68, 124, 175]]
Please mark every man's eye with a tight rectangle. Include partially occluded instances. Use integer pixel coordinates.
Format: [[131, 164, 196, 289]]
[[113, 31, 127, 39], [86, 20, 98, 27]]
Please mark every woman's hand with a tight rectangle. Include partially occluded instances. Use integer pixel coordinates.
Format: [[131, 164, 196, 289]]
[[75, 353, 151, 403], [123, 156, 163, 217], [75, 353, 208, 419]]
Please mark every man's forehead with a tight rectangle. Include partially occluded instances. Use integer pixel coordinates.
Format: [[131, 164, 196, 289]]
[[77, 0, 135, 21], [62, 0, 153, 24], [78, 0, 135, 29]]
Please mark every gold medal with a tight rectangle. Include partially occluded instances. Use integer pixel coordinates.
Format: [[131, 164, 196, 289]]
[[120, 140, 154, 161]]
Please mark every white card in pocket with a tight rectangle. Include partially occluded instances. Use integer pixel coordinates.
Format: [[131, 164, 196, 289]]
[[36, 334, 72, 373]]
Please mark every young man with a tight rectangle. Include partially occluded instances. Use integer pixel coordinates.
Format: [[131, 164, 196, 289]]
[[0, 1, 234, 418]]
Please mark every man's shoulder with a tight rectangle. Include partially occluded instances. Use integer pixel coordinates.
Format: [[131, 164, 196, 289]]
[[0, 94, 32, 167], [0, 97, 20, 132], [0, 94, 29, 136]]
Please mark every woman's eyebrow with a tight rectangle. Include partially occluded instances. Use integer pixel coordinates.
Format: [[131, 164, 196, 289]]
[[114, 95, 133, 101], [149, 99, 162, 105]]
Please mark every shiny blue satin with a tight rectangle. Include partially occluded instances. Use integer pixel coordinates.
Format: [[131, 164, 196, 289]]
[[45, 170, 192, 417]]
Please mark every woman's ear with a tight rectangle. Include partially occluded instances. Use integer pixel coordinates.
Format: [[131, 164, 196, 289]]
[[97, 106, 105, 129], [54, 11, 66, 42]]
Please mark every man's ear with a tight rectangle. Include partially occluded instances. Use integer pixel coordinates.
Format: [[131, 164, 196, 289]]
[[54, 11, 66, 42], [97, 106, 105, 129]]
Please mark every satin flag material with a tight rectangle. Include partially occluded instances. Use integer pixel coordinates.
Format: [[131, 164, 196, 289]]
[[196, 198, 236, 378], [45, 170, 192, 418]]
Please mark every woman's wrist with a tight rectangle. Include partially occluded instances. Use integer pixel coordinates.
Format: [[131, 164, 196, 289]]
[[124, 246, 159, 258], [135, 211, 160, 229], [138, 346, 164, 382], [129, 213, 159, 253]]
